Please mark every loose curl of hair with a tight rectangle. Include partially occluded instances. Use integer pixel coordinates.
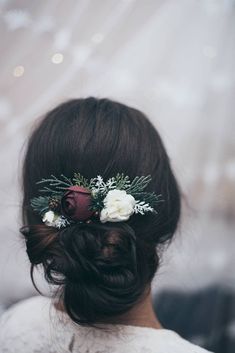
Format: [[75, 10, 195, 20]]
[[20, 97, 181, 326]]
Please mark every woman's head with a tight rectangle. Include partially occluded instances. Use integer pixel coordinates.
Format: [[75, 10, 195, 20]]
[[21, 97, 181, 325]]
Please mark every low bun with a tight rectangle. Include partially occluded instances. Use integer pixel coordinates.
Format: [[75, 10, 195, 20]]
[[62, 223, 145, 324], [21, 222, 156, 325]]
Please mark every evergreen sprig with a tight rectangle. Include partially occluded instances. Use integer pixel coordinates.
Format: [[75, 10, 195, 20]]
[[112, 173, 131, 189], [73, 173, 89, 188], [30, 196, 50, 215], [131, 192, 163, 207], [89, 194, 104, 211], [36, 174, 73, 195], [125, 175, 152, 194]]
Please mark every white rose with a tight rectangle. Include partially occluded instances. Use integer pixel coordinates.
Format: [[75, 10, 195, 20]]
[[42, 210, 57, 227], [100, 189, 136, 223]]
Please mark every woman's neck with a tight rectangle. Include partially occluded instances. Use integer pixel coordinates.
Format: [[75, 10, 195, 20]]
[[101, 290, 162, 330], [55, 288, 162, 330]]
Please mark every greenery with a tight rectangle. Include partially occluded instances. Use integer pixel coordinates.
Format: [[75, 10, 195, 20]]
[[73, 172, 89, 188], [111, 173, 131, 189], [89, 194, 104, 211], [126, 175, 152, 193], [131, 191, 163, 207], [36, 174, 73, 195], [31, 172, 163, 218], [30, 196, 50, 215]]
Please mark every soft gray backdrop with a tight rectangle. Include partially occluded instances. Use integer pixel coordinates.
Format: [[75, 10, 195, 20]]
[[0, 0, 235, 315]]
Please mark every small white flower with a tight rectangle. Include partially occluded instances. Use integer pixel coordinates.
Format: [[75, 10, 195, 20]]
[[42, 210, 59, 227], [100, 189, 136, 223], [42, 210, 56, 225], [42, 211, 70, 229]]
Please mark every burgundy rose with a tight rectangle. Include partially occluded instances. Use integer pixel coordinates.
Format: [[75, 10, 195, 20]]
[[61, 186, 94, 221]]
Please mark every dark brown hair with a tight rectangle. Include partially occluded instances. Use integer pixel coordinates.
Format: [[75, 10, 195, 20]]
[[20, 97, 181, 325]]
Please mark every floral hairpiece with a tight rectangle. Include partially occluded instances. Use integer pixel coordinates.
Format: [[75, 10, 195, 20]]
[[30, 173, 162, 229]]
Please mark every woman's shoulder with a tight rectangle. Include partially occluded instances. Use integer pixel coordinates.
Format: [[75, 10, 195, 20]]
[[91, 325, 214, 353], [0, 295, 52, 329], [0, 296, 213, 353], [0, 295, 58, 353], [147, 328, 213, 353]]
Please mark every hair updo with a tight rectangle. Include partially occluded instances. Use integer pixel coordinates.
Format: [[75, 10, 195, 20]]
[[21, 97, 181, 325]]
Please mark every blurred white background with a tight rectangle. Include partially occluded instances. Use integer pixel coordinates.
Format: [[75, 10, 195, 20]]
[[0, 0, 235, 312]]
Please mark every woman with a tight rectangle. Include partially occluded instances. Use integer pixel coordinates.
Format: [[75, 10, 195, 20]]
[[0, 97, 212, 352]]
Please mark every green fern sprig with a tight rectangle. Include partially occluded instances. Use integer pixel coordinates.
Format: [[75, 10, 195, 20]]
[[113, 173, 131, 189], [89, 194, 104, 211], [30, 196, 50, 215], [125, 175, 152, 194], [73, 172, 89, 188], [36, 174, 73, 194], [131, 192, 163, 207], [36, 174, 73, 187], [38, 187, 64, 196]]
